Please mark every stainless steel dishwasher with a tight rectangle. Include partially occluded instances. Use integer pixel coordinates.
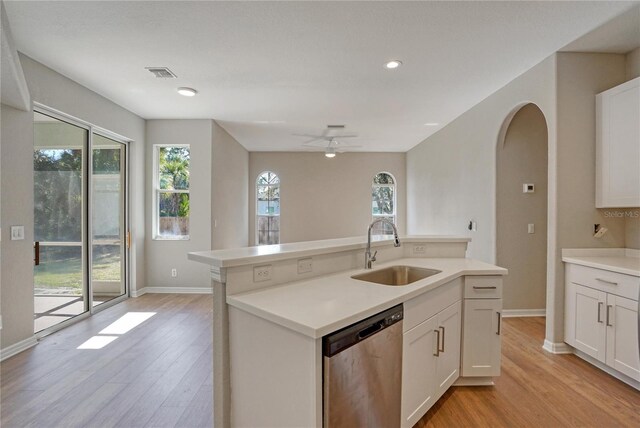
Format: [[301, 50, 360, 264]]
[[323, 304, 403, 428]]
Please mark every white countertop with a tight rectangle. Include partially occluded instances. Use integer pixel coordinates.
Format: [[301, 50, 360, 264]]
[[227, 257, 507, 339], [562, 248, 640, 277], [188, 235, 470, 268]]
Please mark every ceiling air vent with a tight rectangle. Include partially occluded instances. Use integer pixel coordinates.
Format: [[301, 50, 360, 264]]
[[327, 125, 346, 129], [145, 67, 177, 78]]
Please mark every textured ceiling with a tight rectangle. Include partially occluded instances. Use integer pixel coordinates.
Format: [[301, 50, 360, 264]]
[[4, 1, 638, 151]]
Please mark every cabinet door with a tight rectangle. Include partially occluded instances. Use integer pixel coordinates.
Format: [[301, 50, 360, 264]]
[[461, 298, 502, 377], [401, 314, 439, 428], [596, 77, 640, 207], [435, 301, 461, 396], [605, 295, 640, 381], [566, 283, 607, 362]]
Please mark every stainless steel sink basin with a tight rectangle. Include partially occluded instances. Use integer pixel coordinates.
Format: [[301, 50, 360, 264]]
[[351, 265, 441, 286]]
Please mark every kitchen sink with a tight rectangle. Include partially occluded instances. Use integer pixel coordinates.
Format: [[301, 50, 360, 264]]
[[351, 265, 441, 286]]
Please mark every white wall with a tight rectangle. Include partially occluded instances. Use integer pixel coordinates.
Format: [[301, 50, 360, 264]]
[[212, 121, 249, 250], [145, 120, 212, 290], [1, 54, 146, 351], [248, 152, 406, 245]]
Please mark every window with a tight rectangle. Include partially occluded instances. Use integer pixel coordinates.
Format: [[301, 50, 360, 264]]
[[256, 171, 280, 245], [154, 145, 190, 239], [371, 172, 396, 235]]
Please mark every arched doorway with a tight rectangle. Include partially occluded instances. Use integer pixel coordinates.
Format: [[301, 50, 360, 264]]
[[496, 103, 549, 315]]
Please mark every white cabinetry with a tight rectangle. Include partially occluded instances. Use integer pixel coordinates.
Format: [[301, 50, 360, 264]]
[[461, 276, 503, 378], [565, 263, 640, 383], [401, 279, 461, 428], [596, 77, 640, 208]]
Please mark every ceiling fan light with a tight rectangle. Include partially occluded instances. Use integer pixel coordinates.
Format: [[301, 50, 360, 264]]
[[325, 147, 336, 158]]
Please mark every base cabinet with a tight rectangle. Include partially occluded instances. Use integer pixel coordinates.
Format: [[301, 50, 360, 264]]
[[401, 301, 461, 428], [461, 298, 502, 377], [461, 276, 503, 378], [565, 264, 640, 383]]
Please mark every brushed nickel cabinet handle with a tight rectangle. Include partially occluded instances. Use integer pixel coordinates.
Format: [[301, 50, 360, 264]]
[[606, 305, 613, 327], [439, 326, 445, 353], [597, 302, 603, 323], [473, 286, 497, 290], [496, 312, 502, 335], [433, 329, 441, 356], [596, 278, 618, 286]]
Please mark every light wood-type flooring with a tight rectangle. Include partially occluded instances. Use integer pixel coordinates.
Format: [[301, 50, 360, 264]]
[[418, 317, 640, 427], [2, 296, 639, 427], [1, 294, 213, 428]]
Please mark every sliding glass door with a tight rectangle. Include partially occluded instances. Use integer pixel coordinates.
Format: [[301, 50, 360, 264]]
[[91, 134, 127, 308], [33, 110, 128, 334]]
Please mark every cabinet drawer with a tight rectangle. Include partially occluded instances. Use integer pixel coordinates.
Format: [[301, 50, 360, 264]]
[[464, 276, 503, 299], [566, 264, 639, 301], [404, 278, 462, 333]]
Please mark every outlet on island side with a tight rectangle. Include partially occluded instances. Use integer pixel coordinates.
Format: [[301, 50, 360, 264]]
[[254, 265, 273, 282], [297, 258, 312, 274]]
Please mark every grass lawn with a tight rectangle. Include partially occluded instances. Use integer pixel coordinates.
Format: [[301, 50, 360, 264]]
[[35, 250, 121, 294]]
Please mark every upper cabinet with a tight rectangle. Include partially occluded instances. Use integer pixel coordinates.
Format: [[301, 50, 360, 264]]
[[596, 77, 640, 208]]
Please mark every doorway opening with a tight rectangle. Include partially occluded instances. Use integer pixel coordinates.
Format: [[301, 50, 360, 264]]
[[496, 103, 548, 316]]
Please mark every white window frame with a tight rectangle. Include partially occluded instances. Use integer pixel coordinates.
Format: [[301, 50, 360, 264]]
[[372, 171, 397, 234], [256, 171, 280, 246], [153, 144, 190, 240]]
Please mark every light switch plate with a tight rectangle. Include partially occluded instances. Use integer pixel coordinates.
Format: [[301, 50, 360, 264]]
[[528, 224, 535, 234], [11, 226, 25, 240]]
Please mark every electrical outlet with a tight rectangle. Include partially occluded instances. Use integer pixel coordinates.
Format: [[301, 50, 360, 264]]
[[171, 268, 177, 278], [413, 245, 426, 255], [297, 258, 312, 274], [528, 224, 535, 234], [253, 265, 272, 282]]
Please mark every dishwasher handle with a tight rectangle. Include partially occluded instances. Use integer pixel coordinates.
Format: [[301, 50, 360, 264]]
[[323, 304, 403, 357], [357, 321, 384, 341]]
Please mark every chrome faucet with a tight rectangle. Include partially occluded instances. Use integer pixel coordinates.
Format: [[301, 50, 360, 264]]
[[365, 219, 401, 269]]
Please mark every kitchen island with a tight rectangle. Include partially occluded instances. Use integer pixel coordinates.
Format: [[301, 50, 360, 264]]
[[188, 235, 507, 428]]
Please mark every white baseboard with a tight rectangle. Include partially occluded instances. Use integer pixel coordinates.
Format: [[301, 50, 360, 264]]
[[1, 336, 38, 362], [542, 339, 573, 354], [132, 286, 212, 297], [502, 309, 546, 318]]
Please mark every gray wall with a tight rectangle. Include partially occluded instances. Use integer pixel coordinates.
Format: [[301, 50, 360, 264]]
[[248, 152, 406, 245], [145, 120, 212, 289], [212, 121, 249, 250], [625, 47, 640, 249], [497, 104, 548, 311], [407, 55, 557, 263], [1, 103, 36, 348], [1, 55, 146, 351]]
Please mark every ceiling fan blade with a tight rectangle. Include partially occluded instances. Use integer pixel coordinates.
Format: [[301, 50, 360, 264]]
[[301, 140, 329, 147], [293, 133, 324, 139], [328, 133, 358, 139]]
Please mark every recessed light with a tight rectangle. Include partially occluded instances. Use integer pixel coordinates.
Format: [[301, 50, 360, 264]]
[[177, 87, 197, 97], [424, 122, 439, 126], [385, 60, 402, 69]]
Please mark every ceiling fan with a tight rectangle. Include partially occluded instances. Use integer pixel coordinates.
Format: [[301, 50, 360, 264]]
[[294, 126, 362, 158]]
